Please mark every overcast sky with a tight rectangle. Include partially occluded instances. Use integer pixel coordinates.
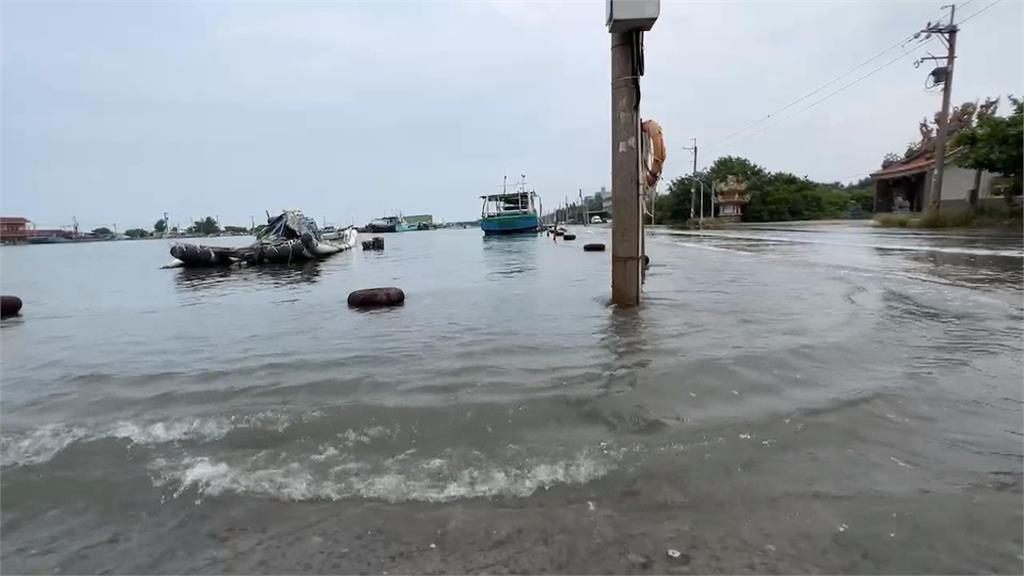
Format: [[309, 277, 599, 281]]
[[2, 0, 1021, 230]]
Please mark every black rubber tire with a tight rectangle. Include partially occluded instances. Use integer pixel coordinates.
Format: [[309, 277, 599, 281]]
[[583, 243, 606, 252], [1, 295, 23, 318], [348, 287, 405, 307], [563, 234, 576, 241]]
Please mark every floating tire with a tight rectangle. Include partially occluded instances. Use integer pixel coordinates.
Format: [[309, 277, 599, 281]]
[[348, 287, 405, 308], [1, 295, 23, 318], [563, 234, 576, 241], [583, 243, 606, 252], [169, 243, 235, 267]]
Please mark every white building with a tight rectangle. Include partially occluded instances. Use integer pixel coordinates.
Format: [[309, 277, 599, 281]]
[[871, 149, 1002, 212]]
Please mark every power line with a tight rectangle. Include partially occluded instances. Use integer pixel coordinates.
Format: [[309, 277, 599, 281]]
[[959, 0, 1002, 25], [714, 0, 1004, 155], [709, 34, 921, 149], [791, 0, 1005, 184], [707, 1, 985, 153], [719, 37, 934, 151]]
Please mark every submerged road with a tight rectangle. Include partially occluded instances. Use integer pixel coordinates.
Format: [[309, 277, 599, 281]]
[[2, 223, 1021, 573]]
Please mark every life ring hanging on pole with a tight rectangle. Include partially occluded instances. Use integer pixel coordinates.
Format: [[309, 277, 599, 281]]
[[641, 119, 665, 188]]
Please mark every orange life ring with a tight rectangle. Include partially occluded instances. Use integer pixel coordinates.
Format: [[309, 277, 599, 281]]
[[641, 119, 666, 188]]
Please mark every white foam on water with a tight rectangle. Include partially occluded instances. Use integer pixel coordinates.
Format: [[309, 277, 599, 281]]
[[338, 425, 394, 447], [110, 418, 235, 444], [0, 424, 88, 466], [310, 445, 340, 462], [151, 448, 615, 503], [112, 411, 296, 445], [2, 410, 301, 466]]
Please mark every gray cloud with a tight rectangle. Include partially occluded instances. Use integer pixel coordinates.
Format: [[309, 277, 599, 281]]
[[2, 1, 1021, 230]]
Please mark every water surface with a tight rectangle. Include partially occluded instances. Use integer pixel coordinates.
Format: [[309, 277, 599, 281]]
[[2, 224, 1021, 573]]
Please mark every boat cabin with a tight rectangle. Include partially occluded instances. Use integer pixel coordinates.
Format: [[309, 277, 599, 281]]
[[480, 192, 536, 217]]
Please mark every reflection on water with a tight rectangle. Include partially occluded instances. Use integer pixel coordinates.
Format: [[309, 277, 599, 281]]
[[173, 260, 323, 292], [601, 305, 649, 389], [482, 234, 539, 279], [899, 248, 1024, 289]]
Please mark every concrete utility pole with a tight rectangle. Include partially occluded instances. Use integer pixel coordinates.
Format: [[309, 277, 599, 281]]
[[922, 4, 958, 211], [610, 31, 643, 305], [608, 0, 658, 306], [683, 138, 697, 220]]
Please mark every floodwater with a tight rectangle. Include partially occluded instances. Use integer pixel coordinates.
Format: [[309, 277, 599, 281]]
[[2, 223, 1022, 574]]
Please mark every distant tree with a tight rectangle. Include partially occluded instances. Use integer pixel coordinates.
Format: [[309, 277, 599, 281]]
[[124, 228, 150, 239], [844, 176, 875, 214], [744, 173, 847, 222], [190, 216, 221, 235], [154, 218, 167, 233], [91, 227, 112, 236], [706, 156, 767, 187], [849, 176, 873, 189], [951, 95, 1023, 199], [656, 156, 874, 224], [653, 172, 713, 224], [881, 152, 903, 168], [850, 189, 875, 213]]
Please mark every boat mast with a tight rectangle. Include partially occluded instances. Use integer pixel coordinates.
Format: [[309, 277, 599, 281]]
[[521, 174, 524, 211]]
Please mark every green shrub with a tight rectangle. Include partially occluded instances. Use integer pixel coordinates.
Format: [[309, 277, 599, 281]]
[[875, 213, 914, 227], [917, 210, 973, 228]]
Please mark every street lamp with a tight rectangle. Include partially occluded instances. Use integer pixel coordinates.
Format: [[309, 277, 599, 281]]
[[686, 176, 715, 231]]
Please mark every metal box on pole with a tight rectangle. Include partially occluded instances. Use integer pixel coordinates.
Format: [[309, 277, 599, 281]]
[[606, 0, 660, 32]]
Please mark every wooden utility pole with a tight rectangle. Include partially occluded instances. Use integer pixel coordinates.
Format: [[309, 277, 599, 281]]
[[610, 31, 643, 305], [923, 4, 958, 211]]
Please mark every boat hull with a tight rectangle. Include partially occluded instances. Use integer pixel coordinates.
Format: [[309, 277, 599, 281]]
[[169, 243, 237, 267], [480, 214, 539, 235]]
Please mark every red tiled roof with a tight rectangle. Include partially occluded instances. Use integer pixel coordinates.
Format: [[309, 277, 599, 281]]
[[0, 216, 30, 224], [870, 148, 963, 180]]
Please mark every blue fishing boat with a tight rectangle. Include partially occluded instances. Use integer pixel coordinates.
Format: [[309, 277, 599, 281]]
[[480, 177, 540, 235]]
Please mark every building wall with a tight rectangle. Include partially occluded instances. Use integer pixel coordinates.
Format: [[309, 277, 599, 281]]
[[0, 219, 29, 242], [878, 167, 995, 212], [940, 166, 995, 202]]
